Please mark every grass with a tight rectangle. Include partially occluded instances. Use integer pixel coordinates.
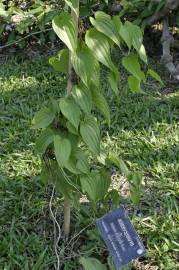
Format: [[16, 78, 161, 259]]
[[0, 56, 178, 269]]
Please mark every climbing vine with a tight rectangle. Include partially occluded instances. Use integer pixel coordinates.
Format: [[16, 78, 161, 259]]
[[32, 0, 162, 262]]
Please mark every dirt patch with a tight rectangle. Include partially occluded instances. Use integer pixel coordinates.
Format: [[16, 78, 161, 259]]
[[133, 260, 159, 270]]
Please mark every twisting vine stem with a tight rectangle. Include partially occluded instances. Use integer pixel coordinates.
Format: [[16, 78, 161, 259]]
[[49, 185, 61, 270], [63, 1, 80, 239]]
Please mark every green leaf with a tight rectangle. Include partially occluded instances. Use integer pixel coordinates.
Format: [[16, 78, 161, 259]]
[[72, 84, 92, 114], [66, 121, 78, 135], [40, 164, 49, 185], [97, 149, 107, 165], [90, 86, 110, 126], [104, 189, 120, 209], [74, 149, 90, 174], [126, 22, 142, 51], [138, 44, 147, 64], [49, 49, 69, 73], [108, 154, 130, 177], [91, 59, 100, 88], [108, 71, 120, 98], [76, 157, 90, 174], [90, 11, 120, 46], [122, 53, 145, 81], [65, 157, 80, 174], [107, 152, 130, 176], [65, 0, 79, 16], [124, 22, 147, 63], [112, 15, 122, 34], [49, 97, 60, 114], [128, 172, 143, 205], [147, 69, 164, 85], [72, 45, 96, 87], [67, 133, 79, 149], [80, 171, 111, 203], [119, 22, 132, 49], [40, 160, 72, 196], [54, 135, 71, 167], [59, 97, 81, 129], [80, 257, 107, 270], [107, 152, 120, 167], [35, 128, 55, 155], [32, 106, 55, 129], [119, 158, 130, 177], [80, 115, 100, 155], [50, 161, 72, 197], [85, 28, 118, 74], [129, 172, 143, 186], [128, 76, 141, 93], [52, 12, 77, 52]]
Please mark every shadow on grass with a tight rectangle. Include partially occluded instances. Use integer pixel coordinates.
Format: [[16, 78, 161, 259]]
[[0, 57, 66, 154], [0, 173, 57, 269]]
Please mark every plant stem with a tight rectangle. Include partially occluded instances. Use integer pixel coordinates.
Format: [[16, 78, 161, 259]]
[[63, 196, 71, 238], [63, 1, 79, 239]]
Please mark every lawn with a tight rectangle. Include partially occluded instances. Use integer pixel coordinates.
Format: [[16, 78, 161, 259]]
[[0, 56, 178, 270]]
